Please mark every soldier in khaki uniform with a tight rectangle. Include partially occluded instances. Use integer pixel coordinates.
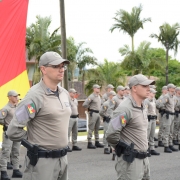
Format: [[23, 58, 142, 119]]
[[0, 90, 22, 180], [111, 86, 125, 160], [123, 86, 130, 98], [82, 84, 104, 149], [67, 88, 82, 152], [100, 91, 116, 154], [174, 88, 180, 150], [156, 83, 178, 153], [144, 88, 160, 155], [101, 84, 115, 104], [106, 74, 154, 180], [173, 87, 180, 145], [157, 86, 167, 147], [112, 86, 125, 110], [7, 51, 71, 180]]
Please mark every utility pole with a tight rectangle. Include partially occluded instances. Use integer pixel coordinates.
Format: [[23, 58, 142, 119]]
[[60, 0, 68, 90]]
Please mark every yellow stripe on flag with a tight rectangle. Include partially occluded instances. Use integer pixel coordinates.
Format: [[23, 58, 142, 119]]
[[0, 70, 29, 108]]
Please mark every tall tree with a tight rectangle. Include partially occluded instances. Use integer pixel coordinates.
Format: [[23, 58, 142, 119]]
[[120, 42, 165, 76], [26, 16, 61, 84], [85, 59, 126, 95], [76, 42, 97, 94], [110, 4, 151, 52], [150, 23, 180, 84]]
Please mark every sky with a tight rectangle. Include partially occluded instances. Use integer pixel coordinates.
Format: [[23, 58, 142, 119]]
[[26, 0, 180, 63]]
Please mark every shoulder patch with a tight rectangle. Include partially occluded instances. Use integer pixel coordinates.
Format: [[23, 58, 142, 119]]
[[120, 113, 127, 126], [104, 106, 107, 110], [111, 112, 127, 130], [0, 109, 7, 119], [16, 101, 36, 124], [27, 103, 36, 114]]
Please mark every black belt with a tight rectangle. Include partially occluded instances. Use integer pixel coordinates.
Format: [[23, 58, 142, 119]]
[[36, 147, 68, 158], [70, 115, 79, 118], [122, 149, 148, 159], [88, 109, 99, 113], [148, 115, 157, 121], [165, 111, 174, 115], [3, 125, 8, 132]]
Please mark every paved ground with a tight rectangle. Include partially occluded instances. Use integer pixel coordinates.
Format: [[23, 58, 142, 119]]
[[4, 138, 180, 180]]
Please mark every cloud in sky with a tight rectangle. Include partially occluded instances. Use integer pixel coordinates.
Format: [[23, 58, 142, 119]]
[[27, 0, 180, 62]]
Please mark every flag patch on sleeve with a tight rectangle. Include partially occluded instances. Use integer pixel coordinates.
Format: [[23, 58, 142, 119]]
[[111, 112, 127, 130], [27, 103, 36, 114]]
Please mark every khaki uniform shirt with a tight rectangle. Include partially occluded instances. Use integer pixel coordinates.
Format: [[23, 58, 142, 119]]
[[82, 93, 101, 111], [174, 96, 180, 111], [99, 99, 115, 119], [7, 80, 72, 150], [106, 95, 148, 152], [156, 93, 175, 112], [112, 94, 124, 110], [0, 102, 16, 126], [144, 98, 156, 116], [101, 93, 108, 104], [70, 98, 78, 115]]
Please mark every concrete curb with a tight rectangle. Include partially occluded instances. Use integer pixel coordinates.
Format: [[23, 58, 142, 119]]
[[76, 129, 159, 142]]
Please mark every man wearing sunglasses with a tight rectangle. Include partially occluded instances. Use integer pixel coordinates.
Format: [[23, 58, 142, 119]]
[[7, 51, 71, 180]]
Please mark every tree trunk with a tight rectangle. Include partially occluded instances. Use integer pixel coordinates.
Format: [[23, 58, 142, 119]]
[[131, 36, 134, 52], [60, 0, 68, 90], [166, 48, 169, 85], [82, 71, 85, 96]]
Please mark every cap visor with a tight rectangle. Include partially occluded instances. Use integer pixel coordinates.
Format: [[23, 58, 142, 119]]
[[50, 59, 70, 65], [140, 80, 155, 86]]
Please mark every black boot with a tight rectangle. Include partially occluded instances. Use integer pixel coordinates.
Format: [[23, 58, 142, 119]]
[[173, 140, 179, 145], [150, 150, 160, 155], [112, 153, 116, 161], [104, 148, 110, 154], [1, 171, 10, 180], [66, 146, 72, 152], [158, 141, 164, 147], [87, 142, 96, 149], [7, 162, 13, 170], [154, 137, 158, 141], [95, 141, 104, 148], [72, 146, 82, 151], [164, 147, 172, 153], [169, 145, 178, 151], [12, 169, 22, 178]]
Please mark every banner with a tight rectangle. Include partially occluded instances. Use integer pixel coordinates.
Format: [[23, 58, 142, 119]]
[[0, 0, 29, 108]]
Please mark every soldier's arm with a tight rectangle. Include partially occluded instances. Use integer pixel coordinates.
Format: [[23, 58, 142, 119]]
[[7, 95, 42, 141], [156, 96, 168, 109], [82, 95, 94, 109], [99, 103, 107, 117], [0, 109, 7, 125], [106, 106, 131, 148]]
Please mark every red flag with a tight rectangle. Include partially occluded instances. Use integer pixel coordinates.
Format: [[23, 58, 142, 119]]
[[0, 0, 29, 108]]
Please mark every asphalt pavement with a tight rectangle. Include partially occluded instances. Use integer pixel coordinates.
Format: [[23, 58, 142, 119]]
[[4, 137, 180, 180]]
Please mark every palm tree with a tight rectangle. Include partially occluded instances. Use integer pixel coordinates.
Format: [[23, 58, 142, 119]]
[[120, 41, 165, 75], [26, 16, 61, 84], [76, 42, 97, 94], [110, 4, 151, 52], [150, 23, 180, 84], [85, 59, 126, 95]]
